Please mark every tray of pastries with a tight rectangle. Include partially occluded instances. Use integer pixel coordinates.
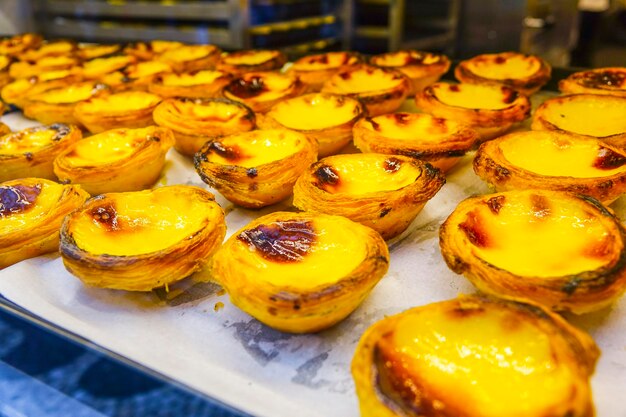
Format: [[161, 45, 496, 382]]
[[0, 35, 624, 417]]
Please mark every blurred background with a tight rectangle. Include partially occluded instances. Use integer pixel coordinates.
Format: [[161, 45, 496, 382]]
[[0, 0, 625, 67]]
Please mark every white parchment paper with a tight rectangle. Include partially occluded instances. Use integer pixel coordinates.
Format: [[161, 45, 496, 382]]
[[0, 108, 624, 417]]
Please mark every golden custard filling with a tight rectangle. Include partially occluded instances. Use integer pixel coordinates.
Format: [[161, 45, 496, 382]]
[[314, 154, 421, 195], [70, 191, 214, 256], [31, 82, 107, 104], [61, 128, 150, 166], [171, 99, 248, 121], [0, 181, 63, 233], [365, 113, 463, 142], [329, 67, 404, 93], [160, 45, 217, 62], [159, 70, 225, 86], [460, 194, 613, 277], [78, 92, 161, 115], [125, 61, 171, 78], [499, 134, 626, 178], [291, 52, 358, 71], [0, 125, 69, 155], [372, 50, 443, 67], [222, 50, 278, 66], [270, 94, 360, 130], [229, 216, 367, 290], [227, 72, 296, 101], [383, 306, 575, 417], [433, 83, 517, 110], [205, 129, 304, 168], [82, 55, 135, 78], [465, 54, 542, 80], [540, 96, 626, 137]]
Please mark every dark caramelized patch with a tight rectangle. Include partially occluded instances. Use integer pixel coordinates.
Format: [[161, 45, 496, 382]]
[[0, 184, 42, 217], [494, 56, 506, 64], [486, 195, 506, 214], [384, 157, 402, 173], [391, 113, 411, 126], [207, 141, 244, 163], [593, 147, 626, 170], [90, 204, 120, 231], [459, 211, 490, 248], [530, 194, 551, 219], [339, 71, 351, 81], [237, 220, 316, 263], [305, 54, 329, 65], [501, 86, 519, 104], [48, 123, 71, 141], [582, 235, 614, 259], [579, 70, 626, 89], [448, 84, 460, 93], [228, 76, 267, 98], [314, 165, 340, 188], [370, 119, 381, 131]]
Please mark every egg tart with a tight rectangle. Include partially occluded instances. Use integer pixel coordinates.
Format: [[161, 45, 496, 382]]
[[293, 154, 445, 240], [532, 94, 626, 148], [23, 81, 110, 125], [559, 67, 626, 97], [158, 44, 221, 73], [77, 43, 121, 61], [455, 52, 551, 95], [415, 82, 531, 142], [216, 49, 287, 74], [287, 51, 362, 92], [100, 60, 173, 92], [369, 50, 451, 95], [59, 185, 226, 291], [81, 55, 136, 80], [211, 211, 389, 333], [74, 91, 162, 134], [260, 93, 365, 157], [440, 190, 626, 313], [0, 123, 82, 182], [53, 126, 174, 195], [321, 65, 410, 117], [124, 40, 185, 61], [1, 69, 82, 109], [18, 40, 76, 61], [148, 69, 232, 98], [194, 128, 317, 208], [352, 294, 598, 417], [0, 178, 89, 269], [153, 97, 255, 157], [0, 33, 42, 57], [474, 130, 626, 204], [353, 113, 479, 172], [9, 55, 79, 79], [222, 71, 305, 113]]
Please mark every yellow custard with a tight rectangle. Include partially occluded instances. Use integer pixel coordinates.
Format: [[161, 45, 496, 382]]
[[366, 113, 462, 142], [78, 91, 161, 114], [291, 52, 358, 71], [70, 190, 213, 256], [500, 134, 626, 178], [31, 82, 106, 104], [465, 197, 611, 277], [0, 128, 58, 154], [206, 129, 303, 168], [160, 45, 215, 62], [433, 83, 515, 110], [126, 61, 171, 78], [319, 154, 421, 195], [159, 70, 224, 86], [373, 50, 443, 67], [270, 94, 359, 130], [329, 67, 403, 93], [223, 50, 278, 65], [82, 55, 134, 79], [466, 54, 541, 80], [539, 96, 626, 137], [389, 306, 574, 417], [0, 181, 63, 233], [229, 216, 367, 289], [63, 130, 145, 166], [0, 55, 10, 71], [176, 99, 246, 120]]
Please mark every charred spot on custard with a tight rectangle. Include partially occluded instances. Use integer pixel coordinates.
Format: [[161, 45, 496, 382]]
[[494, 56, 506, 64], [580, 70, 626, 89], [208, 141, 244, 163], [0, 184, 42, 217], [582, 234, 614, 259], [530, 194, 551, 219], [448, 84, 460, 93], [237, 220, 316, 263], [228, 76, 267, 98], [459, 211, 490, 248], [384, 157, 402, 173], [501, 86, 519, 104], [392, 113, 411, 126], [49, 123, 71, 141], [314, 165, 340, 188], [486, 195, 505, 214], [90, 204, 120, 231], [593, 147, 626, 170]]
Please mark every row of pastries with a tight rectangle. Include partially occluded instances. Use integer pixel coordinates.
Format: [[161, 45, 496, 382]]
[[2, 32, 626, 417]]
